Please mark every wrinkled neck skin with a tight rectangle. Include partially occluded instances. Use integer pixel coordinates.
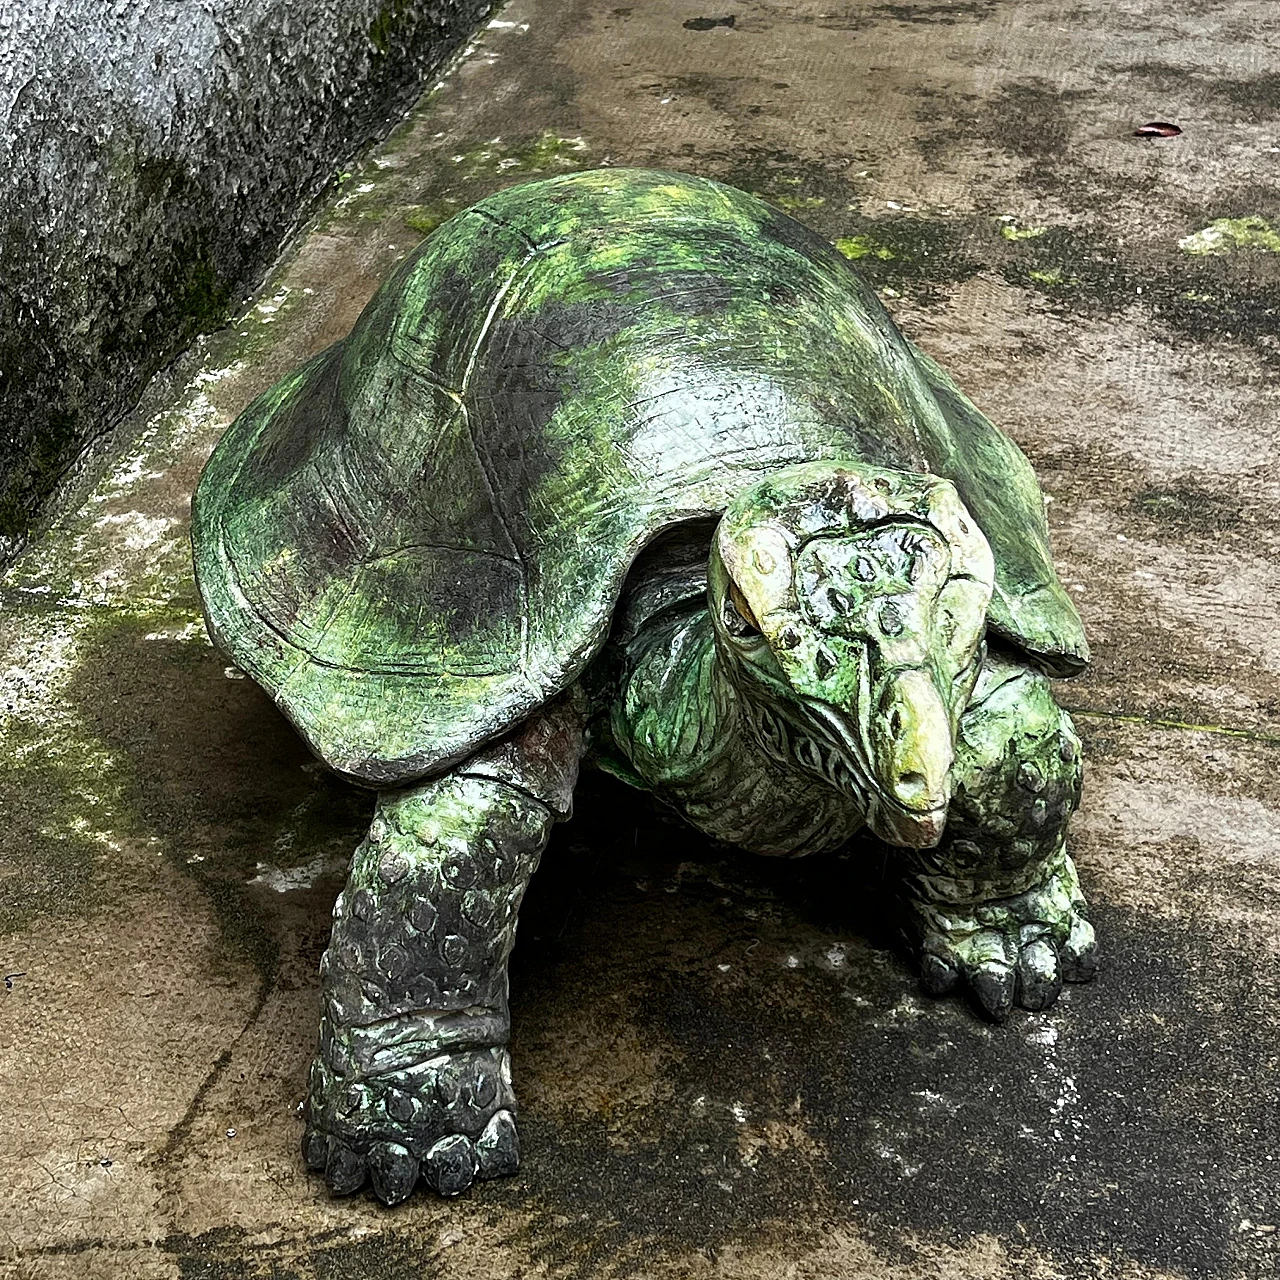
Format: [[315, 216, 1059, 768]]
[[600, 604, 866, 858]]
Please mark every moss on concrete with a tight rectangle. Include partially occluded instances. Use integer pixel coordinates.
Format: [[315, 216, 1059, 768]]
[[1026, 265, 1074, 287], [451, 129, 593, 180], [999, 222, 1047, 242], [0, 715, 120, 934], [403, 200, 462, 238], [1178, 216, 1280, 256], [835, 234, 897, 261], [1131, 480, 1245, 533]]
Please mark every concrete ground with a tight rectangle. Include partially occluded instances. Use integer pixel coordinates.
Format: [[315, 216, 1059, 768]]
[[2, 0, 1279, 1276]]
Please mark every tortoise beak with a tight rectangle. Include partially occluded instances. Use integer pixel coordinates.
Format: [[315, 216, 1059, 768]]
[[865, 667, 953, 848]]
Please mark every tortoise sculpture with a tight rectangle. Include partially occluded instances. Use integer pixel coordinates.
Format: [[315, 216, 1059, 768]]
[[192, 168, 1095, 1204]]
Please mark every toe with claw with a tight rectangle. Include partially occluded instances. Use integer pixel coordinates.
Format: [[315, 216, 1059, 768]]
[[906, 849, 1098, 1021], [303, 1044, 521, 1203]]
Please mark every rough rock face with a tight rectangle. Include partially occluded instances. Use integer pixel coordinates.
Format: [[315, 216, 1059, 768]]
[[0, 0, 492, 563]]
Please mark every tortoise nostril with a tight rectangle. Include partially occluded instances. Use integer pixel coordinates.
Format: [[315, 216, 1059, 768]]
[[897, 770, 927, 798]]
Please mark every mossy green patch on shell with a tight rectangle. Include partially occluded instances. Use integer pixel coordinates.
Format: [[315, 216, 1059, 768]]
[[1178, 217, 1280, 256]]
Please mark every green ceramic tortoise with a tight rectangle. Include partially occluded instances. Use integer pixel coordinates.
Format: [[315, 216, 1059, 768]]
[[192, 168, 1096, 1205]]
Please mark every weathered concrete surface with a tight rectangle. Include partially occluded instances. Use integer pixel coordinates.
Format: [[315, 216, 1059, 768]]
[[0, 0, 493, 561], [2, 1, 1279, 1276]]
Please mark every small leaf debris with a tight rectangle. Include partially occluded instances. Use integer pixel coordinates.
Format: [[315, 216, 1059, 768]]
[[684, 15, 735, 30], [1134, 121, 1182, 138]]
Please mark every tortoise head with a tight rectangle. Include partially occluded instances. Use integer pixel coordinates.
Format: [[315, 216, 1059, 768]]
[[708, 461, 995, 848]]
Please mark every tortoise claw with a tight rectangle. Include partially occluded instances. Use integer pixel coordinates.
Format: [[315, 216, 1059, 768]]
[[970, 962, 1016, 1022], [301, 1128, 330, 1172], [325, 1144, 367, 1196], [1060, 911, 1098, 982], [422, 1133, 480, 1196], [1016, 936, 1064, 1012], [919, 951, 960, 997], [368, 1141, 420, 1205], [477, 1108, 520, 1180]]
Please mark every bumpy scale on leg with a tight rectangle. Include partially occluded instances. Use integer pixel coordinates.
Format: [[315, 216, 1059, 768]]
[[901, 653, 1096, 1021], [303, 704, 581, 1202]]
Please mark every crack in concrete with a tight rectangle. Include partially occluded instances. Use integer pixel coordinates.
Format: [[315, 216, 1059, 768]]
[[1065, 705, 1280, 748]]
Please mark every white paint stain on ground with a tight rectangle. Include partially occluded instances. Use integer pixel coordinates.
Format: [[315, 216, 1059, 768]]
[[92, 511, 178, 552], [248, 854, 335, 894], [1024, 1018, 1085, 1151], [97, 359, 244, 503], [911, 1088, 960, 1116]]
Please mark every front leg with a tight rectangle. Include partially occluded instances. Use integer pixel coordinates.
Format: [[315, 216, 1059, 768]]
[[900, 653, 1097, 1021], [304, 701, 583, 1203]]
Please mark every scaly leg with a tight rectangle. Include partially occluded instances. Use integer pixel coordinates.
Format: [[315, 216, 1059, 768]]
[[303, 701, 583, 1202], [900, 653, 1097, 1021]]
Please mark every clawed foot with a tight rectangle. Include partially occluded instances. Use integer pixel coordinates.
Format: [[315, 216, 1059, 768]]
[[302, 1046, 520, 1203], [906, 851, 1098, 1021]]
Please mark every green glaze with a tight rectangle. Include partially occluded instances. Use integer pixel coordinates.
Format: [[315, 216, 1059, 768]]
[[191, 169, 1096, 1205]]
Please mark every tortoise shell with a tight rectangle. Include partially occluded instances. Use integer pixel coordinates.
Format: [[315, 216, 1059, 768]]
[[192, 168, 1086, 786]]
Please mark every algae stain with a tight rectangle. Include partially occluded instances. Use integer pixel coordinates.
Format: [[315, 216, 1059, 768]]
[[403, 200, 460, 239], [745, 173, 827, 216], [835, 234, 897, 261], [769, 193, 826, 212], [450, 130, 591, 180], [368, 0, 411, 57], [1178, 216, 1280, 256], [61, 612, 367, 987], [1000, 223, 1048, 242], [1132, 481, 1243, 532], [0, 416, 74, 551], [0, 733, 121, 933], [1068, 707, 1280, 747], [1027, 265, 1075, 287], [829, 214, 980, 303]]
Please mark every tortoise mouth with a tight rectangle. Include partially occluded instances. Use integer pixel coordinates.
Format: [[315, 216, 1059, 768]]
[[865, 795, 949, 848], [802, 701, 952, 846]]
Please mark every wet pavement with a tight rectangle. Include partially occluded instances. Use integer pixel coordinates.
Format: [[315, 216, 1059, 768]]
[[2, 1, 1279, 1276]]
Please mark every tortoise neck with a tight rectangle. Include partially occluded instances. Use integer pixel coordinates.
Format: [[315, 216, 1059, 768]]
[[607, 607, 863, 856], [607, 605, 739, 786]]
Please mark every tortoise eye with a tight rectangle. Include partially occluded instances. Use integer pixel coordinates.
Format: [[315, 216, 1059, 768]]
[[725, 581, 762, 637]]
